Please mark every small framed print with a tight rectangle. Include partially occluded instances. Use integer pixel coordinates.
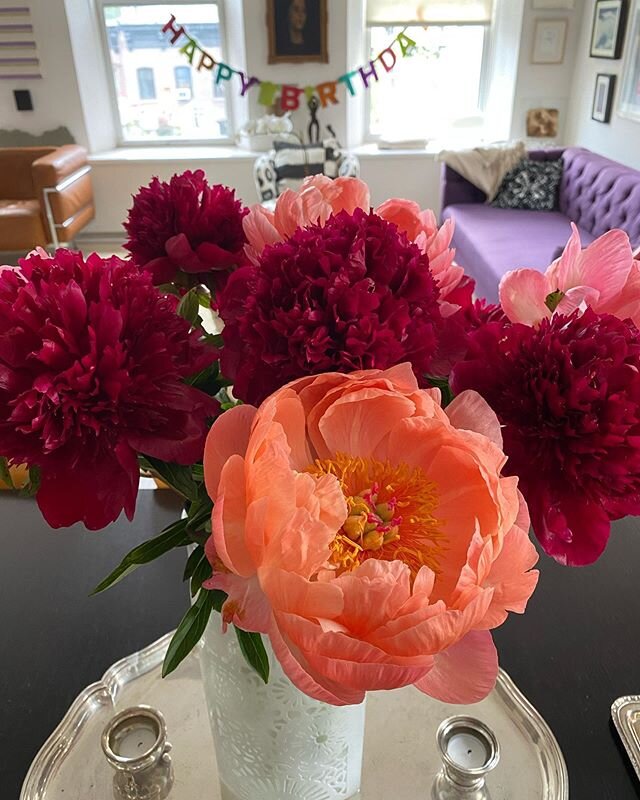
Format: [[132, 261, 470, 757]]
[[592, 73, 617, 121], [532, 0, 575, 8], [590, 0, 628, 59], [532, 19, 569, 63]]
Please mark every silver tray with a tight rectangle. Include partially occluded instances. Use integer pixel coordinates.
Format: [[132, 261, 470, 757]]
[[21, 632, 568, 800], [612, 695, 640, 781]]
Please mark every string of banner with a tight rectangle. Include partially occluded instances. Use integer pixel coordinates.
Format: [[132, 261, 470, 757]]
[[162, 15, 418, 111]]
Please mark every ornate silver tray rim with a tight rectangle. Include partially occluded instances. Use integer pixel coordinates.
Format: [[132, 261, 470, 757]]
[[611, 695, 640, 781], [21, 632, 568, 800]]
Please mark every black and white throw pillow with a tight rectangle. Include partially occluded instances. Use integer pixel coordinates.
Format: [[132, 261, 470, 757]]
[[491, 159, 563, 211]]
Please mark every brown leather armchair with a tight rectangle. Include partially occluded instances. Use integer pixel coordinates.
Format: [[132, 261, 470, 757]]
[[0, 145, 95, 251]]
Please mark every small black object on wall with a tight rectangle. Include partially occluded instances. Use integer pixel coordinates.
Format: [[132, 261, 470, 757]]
[[14, 89, 33, 111]]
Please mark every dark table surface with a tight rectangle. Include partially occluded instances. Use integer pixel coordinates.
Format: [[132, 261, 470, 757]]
[[1, 491, 640, 799]]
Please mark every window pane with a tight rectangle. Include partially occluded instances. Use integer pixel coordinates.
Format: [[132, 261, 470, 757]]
[[103, 3, 230, 142], [368, 24, 485, 139], [137, 67, 156, 99]]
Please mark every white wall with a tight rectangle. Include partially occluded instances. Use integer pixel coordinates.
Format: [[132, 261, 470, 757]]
[[0, 0, 88, 144], [566, 0, 640, 169], [510, 0, 585, 141]]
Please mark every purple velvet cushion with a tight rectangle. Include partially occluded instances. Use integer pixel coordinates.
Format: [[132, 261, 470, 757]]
[[443, 204, 595, 303]]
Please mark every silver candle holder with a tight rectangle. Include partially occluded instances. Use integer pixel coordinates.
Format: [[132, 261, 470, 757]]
[[432, 716, 500, 799], [101, 705, 174, 800]]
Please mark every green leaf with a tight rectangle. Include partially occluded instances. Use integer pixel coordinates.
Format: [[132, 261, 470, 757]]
[[157, 283, 183, 297], [196, 290, 211, 309], [545, 289, 565, 312], [162, 588, 217, 677], [17, 465, 41, 497], [425, 375, 454, 408], [190, 552, 213, 597], [185, 495, 213, 535], [91, 518, 190, 595], [235, 627, 270, 683], [203, 332, 224, 348], [141, 456, 199, 502], [176, 288, 201, 325], [183, 544, 204, 582], [0, 457, 14, 489], [185, 363, 224, 394], [192, 464, 205, 482]]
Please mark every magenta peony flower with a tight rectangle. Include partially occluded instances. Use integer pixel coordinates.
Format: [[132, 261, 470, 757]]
[[451, 308, 640, 566], [0, 249, 218, 529], [123, 170, 249, 287], [217, 208, 454, 405]]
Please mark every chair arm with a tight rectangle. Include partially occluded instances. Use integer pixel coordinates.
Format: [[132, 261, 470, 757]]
[[31, 146, 94, 246]]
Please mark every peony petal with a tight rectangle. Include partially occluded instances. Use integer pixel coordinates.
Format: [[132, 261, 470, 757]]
[[242, 205, 279, 264], [269, 620, 365, 705], [445, 390, 503, 448], [499, 268, 552, 325], [414, 629, 498, 704], [211, 454, 254, 577], [204, 404, 257, 499], [203, 572, 272, 633]]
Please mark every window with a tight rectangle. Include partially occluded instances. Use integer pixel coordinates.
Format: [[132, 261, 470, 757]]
[[101, 2, 231, 143], [366, 1, 493, 141], [137, 67, 156, 99]]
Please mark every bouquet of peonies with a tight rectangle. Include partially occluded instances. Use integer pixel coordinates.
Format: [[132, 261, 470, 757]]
[[1, 171, 638, 703]]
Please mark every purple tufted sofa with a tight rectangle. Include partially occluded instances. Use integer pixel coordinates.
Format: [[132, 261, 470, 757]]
[[441, 147, 640, 303]]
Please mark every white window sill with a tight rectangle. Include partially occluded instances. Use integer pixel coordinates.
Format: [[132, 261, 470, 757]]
[[89, 145, 262, 165]]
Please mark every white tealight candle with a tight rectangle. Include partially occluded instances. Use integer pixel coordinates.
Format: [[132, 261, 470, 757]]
[[116, 725, 158, 759], [446, 731, 489, 770]]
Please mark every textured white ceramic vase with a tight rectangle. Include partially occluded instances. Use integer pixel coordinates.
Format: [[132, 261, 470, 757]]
[[200, 618, 366, 800]]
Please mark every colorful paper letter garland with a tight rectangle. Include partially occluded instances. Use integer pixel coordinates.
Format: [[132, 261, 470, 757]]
[[162, 15, 417, 110]]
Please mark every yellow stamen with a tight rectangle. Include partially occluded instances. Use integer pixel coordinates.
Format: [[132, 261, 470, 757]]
[[307, 452, 446, 578]]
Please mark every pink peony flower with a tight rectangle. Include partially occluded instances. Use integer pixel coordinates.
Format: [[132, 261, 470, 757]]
[[124, 170, 249, 288], [451, 308, 640, 566], [217, 208, 460, 406], [242, 176, 465, 308], [203, 364, 538, 705], [499, 223, 637, 327], [0, 249, 218, 529]]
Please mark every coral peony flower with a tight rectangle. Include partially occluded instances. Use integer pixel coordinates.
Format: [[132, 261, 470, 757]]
[[242, 176, 464, 308], [499, 223, 637, 327], [124, 170, 249, 287], [451, 308, 640, 566], [218, 208, 460, 405], [0, 249, 218, 529], [203, 364, 538, 705]]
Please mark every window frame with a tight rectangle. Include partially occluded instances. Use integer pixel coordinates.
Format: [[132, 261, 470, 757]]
[[97, 0, 235, 147], [363, 20, 493, 143]]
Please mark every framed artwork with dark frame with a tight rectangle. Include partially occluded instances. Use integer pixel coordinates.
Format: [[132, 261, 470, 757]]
[[592, 73, 617, 121], [590, 0, 628, 59], [267, 0, 328, 64]]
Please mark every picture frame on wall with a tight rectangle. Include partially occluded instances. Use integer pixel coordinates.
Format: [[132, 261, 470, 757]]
[[590, 0, 628, 59], [618, 0, 640, 120], [531, 18, 569, 63], [267, 0, 328, 64], [592, 73, 617, 121]]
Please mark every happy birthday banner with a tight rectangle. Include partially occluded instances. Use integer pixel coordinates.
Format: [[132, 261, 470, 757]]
[[162, 15, 417, 110]]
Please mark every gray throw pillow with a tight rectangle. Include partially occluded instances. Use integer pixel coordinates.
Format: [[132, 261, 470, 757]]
[[491, 159, 563, 211]]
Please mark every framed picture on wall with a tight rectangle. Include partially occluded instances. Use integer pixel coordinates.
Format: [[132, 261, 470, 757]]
[[618, 0, 640, 120], [592, 73, 617, 121], [267, 0, 328, 64], [531, 18, 569, 63], [590, 0, 628, 58]]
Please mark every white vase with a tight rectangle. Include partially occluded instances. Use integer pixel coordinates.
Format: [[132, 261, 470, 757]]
[[200, 618, 366, 800]]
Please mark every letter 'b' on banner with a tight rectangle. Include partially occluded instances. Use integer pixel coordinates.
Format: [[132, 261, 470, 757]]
[[281, 84, 303, 110]]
